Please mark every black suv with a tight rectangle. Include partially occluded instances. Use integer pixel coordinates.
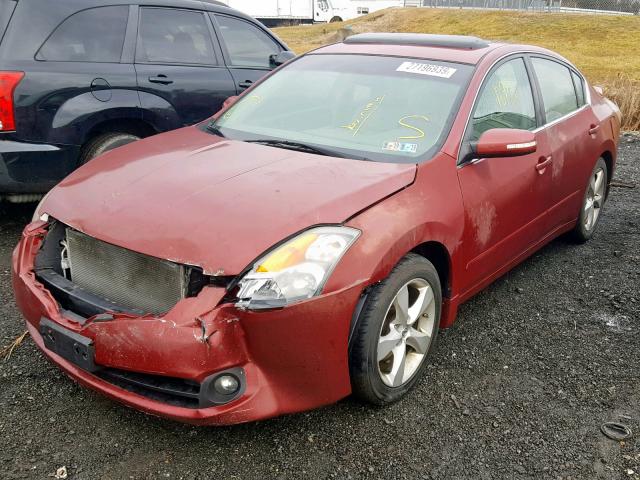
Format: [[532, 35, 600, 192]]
[[0, 0, 293, 201]]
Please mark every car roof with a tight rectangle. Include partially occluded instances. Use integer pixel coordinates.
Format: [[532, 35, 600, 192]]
[[312, 33, 534, 66]]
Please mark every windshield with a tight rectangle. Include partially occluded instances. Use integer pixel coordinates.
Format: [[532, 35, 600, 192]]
[[209, 54, 473, 163]]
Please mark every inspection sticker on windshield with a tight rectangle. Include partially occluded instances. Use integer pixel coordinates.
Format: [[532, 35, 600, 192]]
[[396, 61, 457, 78], [383, 141, 418, 154]]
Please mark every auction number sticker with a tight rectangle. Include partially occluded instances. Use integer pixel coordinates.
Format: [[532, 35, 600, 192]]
[[396, 61, 457, 78]]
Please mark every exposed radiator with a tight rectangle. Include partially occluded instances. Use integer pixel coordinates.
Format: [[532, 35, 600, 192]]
[[65, 228, 187, 315]]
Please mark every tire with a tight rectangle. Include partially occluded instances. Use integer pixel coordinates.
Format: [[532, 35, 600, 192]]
[[350, 253, 442, 405], [569, 157, 608, 243], [79, 132, 140, 165], [329, 16, 343, 22]]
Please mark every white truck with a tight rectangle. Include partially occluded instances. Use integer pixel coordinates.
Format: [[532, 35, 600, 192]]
[[219, 0, 408, 26]]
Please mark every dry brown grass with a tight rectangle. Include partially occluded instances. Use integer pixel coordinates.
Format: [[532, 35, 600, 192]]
[[604, 76, 640, 131], [274, 8, 640, 130], [0, 331, 28, 361]]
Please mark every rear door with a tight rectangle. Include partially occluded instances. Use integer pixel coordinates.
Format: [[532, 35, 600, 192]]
[[134, 6, 236, 129], [457, 56, 553, 292], [529, 56, 602, 230], [25, 5, 138, 146], [211, 14, 284, 93]]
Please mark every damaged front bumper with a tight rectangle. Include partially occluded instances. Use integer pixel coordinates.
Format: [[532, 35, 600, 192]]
[[12, 222, 361, 425]]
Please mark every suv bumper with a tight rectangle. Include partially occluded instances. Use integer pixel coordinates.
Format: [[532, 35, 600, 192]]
[[0, 139, 79, 195]]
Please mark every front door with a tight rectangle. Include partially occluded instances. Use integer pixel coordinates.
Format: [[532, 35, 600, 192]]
[[134, 7, 236, 130], [457, 57, 553, 293]]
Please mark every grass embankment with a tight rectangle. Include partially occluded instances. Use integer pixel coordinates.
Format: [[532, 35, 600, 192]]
[[274, 9, 640, 130]]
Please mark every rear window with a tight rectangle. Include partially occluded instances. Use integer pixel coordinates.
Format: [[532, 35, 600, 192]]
[[571, 70, 586, 106], [0, 0, 17, 42], [36, 6, 128, 62], [531, 57, 579, 122]]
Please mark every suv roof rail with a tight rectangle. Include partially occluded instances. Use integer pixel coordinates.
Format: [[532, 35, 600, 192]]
[[202, 0, 228, 6], [343, 33, 491, 50]]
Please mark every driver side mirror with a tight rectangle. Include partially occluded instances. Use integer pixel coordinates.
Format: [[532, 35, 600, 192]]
[[269, 51, 296, 68], [472, 128, 537, 158]]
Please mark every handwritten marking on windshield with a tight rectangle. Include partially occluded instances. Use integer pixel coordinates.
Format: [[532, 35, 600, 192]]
[[341, 95, 385, 136], [398, 115, 430, 140]]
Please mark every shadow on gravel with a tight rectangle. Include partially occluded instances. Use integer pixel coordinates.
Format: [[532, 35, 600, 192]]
[[0, 202, 34, 229]]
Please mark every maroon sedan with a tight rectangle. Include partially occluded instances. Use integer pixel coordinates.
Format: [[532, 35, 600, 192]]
[[12, 33, 620, 425]]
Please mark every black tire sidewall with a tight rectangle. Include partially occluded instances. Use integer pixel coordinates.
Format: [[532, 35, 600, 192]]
[[350, 254, 442, 404], [81, 133, 140, 165]]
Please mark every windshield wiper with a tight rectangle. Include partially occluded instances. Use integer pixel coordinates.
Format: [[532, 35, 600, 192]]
[[245, 139, 337, 156], [245, 139, 370, 161]]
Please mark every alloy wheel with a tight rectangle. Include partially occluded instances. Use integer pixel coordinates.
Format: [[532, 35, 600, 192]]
[[584, 167, 605, 231], [377, 278, 436, 387]]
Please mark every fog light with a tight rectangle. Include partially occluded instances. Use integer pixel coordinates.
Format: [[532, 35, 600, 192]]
[[214, 375, 240, 395]]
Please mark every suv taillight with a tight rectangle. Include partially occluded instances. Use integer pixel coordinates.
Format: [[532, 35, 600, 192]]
[[0, 71, 24, 132]]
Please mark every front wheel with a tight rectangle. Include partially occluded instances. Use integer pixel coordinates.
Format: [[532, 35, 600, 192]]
[[570, 158, 608, 243], [349, 254, 441, 405]]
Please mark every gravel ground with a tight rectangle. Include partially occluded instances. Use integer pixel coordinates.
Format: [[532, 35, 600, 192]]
[[1, 136, 639, 480]]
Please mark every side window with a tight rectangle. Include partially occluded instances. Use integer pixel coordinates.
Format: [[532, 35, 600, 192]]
[[137, 8, 216, 65], [532, 57, 579, 122], [471, 58, 537, 141], [215, 15, 281, 68], [37, 6, 128, 62], [571, 70, 586, 107]]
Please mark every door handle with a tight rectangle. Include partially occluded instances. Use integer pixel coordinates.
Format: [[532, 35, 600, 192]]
[[238, 80, 253, 89], [149, 75, 173, 85], [588, 124, 600, 135], [535, 155, 553, 172]]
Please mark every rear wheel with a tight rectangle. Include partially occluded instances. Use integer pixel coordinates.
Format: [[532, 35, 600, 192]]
[[350, 254, 441, 405], [570, 157, 608, 243], [79, 132, 140, 164]]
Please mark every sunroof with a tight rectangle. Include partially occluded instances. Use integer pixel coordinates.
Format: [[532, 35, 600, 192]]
[[343, 33, 490, 50]]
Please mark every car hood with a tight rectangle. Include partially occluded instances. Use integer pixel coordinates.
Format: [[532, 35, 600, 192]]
[[43, 127, 417, 275]]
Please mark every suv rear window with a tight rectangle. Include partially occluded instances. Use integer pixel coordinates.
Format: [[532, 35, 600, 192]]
[[36, 6, 128, 62]]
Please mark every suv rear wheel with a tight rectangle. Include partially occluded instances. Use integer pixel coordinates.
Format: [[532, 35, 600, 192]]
[[80, 132, 140, 164]]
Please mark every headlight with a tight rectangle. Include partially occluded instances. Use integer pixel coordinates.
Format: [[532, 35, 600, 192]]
[[236, 226, 360, 310], [31, 190, 52, 222]]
